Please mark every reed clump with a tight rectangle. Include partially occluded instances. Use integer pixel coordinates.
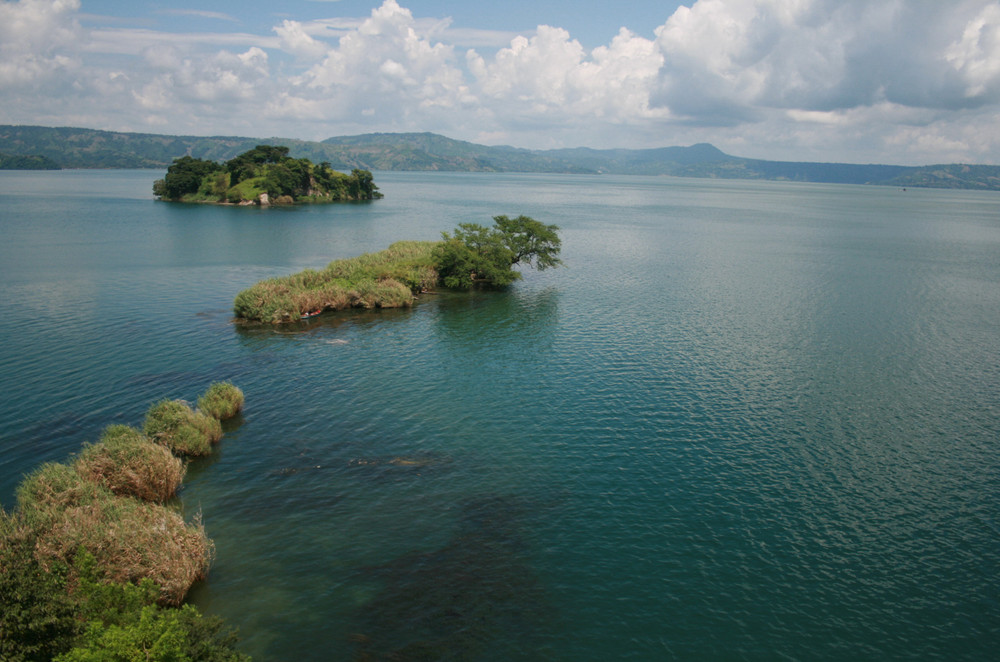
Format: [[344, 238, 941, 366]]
[[233, 240, 440, 322], [196, 381, 245, 420], [15, 462, 212, 606], [74, 424, 185, 503], [143, 399, 222, 457]]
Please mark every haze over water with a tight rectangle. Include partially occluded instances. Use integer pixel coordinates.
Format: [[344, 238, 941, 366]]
[[1, 170, 998, 660]]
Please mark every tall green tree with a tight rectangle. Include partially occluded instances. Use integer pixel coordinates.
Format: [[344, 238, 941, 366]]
[[433, 215, 562, 288]]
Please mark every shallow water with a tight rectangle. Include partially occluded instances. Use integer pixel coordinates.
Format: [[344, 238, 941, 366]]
[[1, 170, 998, 660]]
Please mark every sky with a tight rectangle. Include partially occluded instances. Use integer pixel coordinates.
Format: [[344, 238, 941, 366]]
[[2, 0, 1000, 165]]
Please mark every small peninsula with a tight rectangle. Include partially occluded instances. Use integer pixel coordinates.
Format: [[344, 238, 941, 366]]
[[153, 144, 381, 205], [1, 382, 249, 660]]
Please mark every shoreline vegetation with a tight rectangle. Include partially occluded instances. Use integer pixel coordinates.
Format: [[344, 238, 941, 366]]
[[233, 215, 564, 323], [0, 382, 249, 661], [153, 144, 381, 205]]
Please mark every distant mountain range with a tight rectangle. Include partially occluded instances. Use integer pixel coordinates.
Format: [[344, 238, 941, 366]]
[[1, 124, 998, 190]]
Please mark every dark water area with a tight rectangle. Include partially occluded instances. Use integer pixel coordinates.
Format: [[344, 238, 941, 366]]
[[1, 170, 998, 660]]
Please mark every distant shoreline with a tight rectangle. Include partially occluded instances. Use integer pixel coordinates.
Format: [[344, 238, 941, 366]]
[[2, 125, 998, 190]]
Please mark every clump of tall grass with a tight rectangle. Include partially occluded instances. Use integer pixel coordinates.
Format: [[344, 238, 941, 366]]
[[234, 240, 440, 322], [16, 463, 212, 605], [143, 400, 222, 457], [197, 381, 245, 420], [74, 424, 185, 503]]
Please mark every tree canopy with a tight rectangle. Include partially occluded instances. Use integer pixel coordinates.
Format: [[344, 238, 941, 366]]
[[433, 214, 562, 289], [153, 145, 381, 204]]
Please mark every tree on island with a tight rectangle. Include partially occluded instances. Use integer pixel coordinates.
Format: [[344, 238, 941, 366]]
[[153, 145, 381, 204], [433, 214, 563, 288]]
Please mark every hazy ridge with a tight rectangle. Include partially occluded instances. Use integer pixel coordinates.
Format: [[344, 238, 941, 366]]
[[1, 125, 998, 190]]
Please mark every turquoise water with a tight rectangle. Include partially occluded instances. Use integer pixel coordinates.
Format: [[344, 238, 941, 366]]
[[1, 170, 998, 660]]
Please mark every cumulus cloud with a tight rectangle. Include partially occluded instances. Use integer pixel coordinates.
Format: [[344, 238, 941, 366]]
[[288, 0, 471, 126], [275, 20, 329, 60], [0, 0, 81, 86], [1, 0, 1000, 164]]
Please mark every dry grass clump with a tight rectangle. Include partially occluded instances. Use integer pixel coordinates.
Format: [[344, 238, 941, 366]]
[[233, 240, 439, 322], [16, 463, 212, 605], [74, 424, 185, 503], [143, 399, 221, 457], [196, 381, 245, 420]]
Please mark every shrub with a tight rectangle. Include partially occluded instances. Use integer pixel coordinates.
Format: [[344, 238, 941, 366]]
[[197, 382, 245, 421], [143, 400, 220, 457], [74, 425, 185, 503], [55, 603, 249, 662], [0, 511, 79, 662]]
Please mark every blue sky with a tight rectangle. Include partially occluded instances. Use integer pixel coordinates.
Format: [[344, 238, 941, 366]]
[[3, 0, 1000, 164]]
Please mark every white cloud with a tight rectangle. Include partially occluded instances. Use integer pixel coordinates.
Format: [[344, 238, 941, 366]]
[[289, 0, 470, 125], [274, 20, 329, 60], [1, 0, 1000, 164], [946, 3, 1000, 99], [0, 0, 81, 86]]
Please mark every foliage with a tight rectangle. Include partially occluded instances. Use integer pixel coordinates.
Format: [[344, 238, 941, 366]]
[[0, 534, 245, 662], [154, 156, 223, 200], [0, 151, 60, 170], [154, 144, 382, 204], [143, 400, 221, 457], [74, 425, 185, 503], [233, 241, 438, 322], [433, 215, 562, 289], [55, 602, 249, 662], [0, 513, 79, 662], [197, 382, 245, 420]]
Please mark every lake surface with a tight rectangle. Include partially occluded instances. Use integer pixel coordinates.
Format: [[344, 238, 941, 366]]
[[1, 170, 998, 660]]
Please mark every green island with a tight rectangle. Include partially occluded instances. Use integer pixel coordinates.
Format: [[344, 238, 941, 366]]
[[153, 145, 381, 205], [0, 382, 249, 661], [233, 214, 563, 323]]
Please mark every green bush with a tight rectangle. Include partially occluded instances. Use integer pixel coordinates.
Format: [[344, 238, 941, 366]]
[[197, 382, 245, 420], [0, 512, 79, 662], [74, 425, 185, 503], [143, 400, 220, 457]]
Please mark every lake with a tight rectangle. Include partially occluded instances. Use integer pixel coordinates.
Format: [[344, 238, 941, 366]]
[[1, 169, 998, 660]]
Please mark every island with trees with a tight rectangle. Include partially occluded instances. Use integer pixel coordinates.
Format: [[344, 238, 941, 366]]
[[233, 215, 563, 323], [153, 145, 381, 205]]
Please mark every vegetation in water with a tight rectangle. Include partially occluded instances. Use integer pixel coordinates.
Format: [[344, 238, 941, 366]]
[[233, 240, 439, 323], [196, 382, 245, 421], [74, 425, 185, 503], [233, 215, 563, 322], [143, 399, 222, 457], [0, 382, 249, 660], [152, 144, 381, 204]]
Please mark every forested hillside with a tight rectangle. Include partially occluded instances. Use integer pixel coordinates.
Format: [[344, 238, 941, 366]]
[[2, 124, 998, 190]]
